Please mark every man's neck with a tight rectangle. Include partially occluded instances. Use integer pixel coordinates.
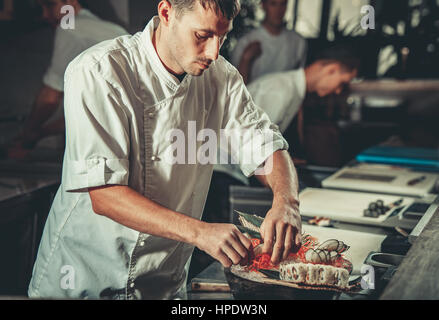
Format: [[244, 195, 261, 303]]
[[262, 21, 283, 36], [152, 24, 185, 77], [175, 73, 186, 82]]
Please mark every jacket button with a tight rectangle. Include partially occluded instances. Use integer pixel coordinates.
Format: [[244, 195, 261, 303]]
[[151, 156, 160, 161], [148, 112, 155, 119], [129, 282, 135, 288]]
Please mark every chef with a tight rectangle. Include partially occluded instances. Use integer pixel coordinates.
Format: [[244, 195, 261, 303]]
[[28, 0, 302, 300], [7, 0, 127, 159]]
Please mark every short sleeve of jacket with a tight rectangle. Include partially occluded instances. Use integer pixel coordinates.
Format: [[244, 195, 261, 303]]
[[43, 28, 86, 92], [62, 63, 130, 192], [222, 63, 289, 177]]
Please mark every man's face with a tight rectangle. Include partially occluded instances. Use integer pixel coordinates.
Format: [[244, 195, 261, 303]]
[[262, 0, 287, 27], [38, 0, 74, 28], [166, 2, 232, 76], [314, 64, 357, 97]]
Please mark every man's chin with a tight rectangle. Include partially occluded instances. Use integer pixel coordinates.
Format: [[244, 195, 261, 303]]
[[191, 71, 204, 77], [187, 66, 207, 77]]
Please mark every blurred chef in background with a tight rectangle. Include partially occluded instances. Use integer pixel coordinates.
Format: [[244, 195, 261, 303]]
[[247, 45, 360, 141], [7, 0, 127, 159], [231, 0, 307, 84]]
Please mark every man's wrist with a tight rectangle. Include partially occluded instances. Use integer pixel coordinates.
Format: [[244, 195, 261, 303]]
[[186, 219, 206, 248], [273, 193, 300, 209]]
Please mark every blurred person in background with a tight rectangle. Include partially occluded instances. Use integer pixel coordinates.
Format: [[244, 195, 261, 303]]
[[247, 45, 360, 143], [231, 0, 307, 84], [7, 0, 127, 159]]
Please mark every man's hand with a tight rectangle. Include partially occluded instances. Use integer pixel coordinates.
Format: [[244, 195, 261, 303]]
[[255, 151, 302, 265], [195, 223, 253, 268], [260, 199, 302, 265]]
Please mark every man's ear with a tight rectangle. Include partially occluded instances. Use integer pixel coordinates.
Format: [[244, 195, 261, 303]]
[[158, 0, 173, 27]]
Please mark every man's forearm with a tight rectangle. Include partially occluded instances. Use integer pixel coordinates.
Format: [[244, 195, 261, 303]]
[[89, 185, 203, 245], [40, 116, 66, 138], [25, 101, 59, 131], [25, 86, 62, 130], [256, 150, 302, 262], [18, 86, 63, 147], [237, 56, 253, 85], [88, 185, 253, 268], [261, 150, 300, 206]]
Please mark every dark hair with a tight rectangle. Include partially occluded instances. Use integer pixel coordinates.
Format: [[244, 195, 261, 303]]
[[60, 0, 89, 8], [77, 0, 89, 8], [313, 45, 361, 72], [169, 0, 241, 20]]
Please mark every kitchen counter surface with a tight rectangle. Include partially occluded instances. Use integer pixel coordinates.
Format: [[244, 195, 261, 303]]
[[380, 204, 439, 299], [187, 262, 234, 300]]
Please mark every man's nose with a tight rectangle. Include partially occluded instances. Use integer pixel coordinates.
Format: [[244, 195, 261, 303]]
[[205, 37, 220, 61]]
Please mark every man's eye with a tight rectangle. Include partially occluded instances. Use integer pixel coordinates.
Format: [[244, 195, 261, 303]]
[[196, 33, 209, 40]]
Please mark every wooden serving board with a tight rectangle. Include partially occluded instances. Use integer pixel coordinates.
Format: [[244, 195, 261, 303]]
[[299, 188, 415, 226]]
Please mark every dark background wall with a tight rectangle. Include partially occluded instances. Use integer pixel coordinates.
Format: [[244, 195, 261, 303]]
[[129, 0, 160, 34]]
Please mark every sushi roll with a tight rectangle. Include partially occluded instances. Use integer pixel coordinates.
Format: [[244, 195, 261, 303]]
[[307, 265, 319, 285], [336, 268, 350, 288], [322, 266, 337, 286]]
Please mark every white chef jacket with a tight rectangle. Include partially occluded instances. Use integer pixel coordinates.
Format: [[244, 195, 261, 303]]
[[28, 16, 288, 300], [231, 26, 307, 83], [214, 69, 306, 183], [43, 8, 128, 92]]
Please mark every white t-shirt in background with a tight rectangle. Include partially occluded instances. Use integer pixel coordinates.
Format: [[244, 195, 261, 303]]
[[231, 26, 307, 83], [43, 8, 128, 92]]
